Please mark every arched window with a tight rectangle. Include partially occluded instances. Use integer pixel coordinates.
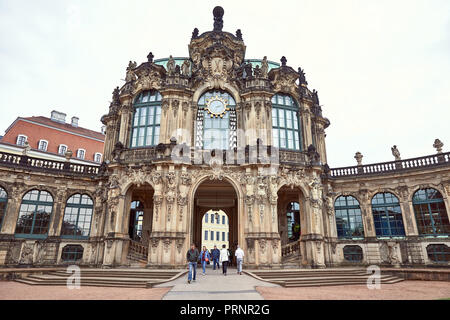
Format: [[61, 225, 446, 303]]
[[0, 187, 7, 229], [130, 90, 162, 147], [371, 192, 405, 237], [413, 188, 449, 236], [271, 94, 302, 150], [287, 202, 300, 241], [61, 194, 94, 238], [196, 90, 236, 150], [129, 200, 144, 241], [334, 196, 364, 239], [15, 190, 53, 238]]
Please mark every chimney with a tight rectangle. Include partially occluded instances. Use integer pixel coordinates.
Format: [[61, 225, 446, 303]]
[[50, 110, 66, 123], [101, 125, 106, 134], [71, 116, 79, 127]]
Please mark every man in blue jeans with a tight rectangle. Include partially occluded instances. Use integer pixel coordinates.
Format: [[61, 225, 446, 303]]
[[211, 245, 220, 270], [186, 243, 199, 284]]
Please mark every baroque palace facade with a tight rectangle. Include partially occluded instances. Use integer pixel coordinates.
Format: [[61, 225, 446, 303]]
[[0, 7, 448, 269]]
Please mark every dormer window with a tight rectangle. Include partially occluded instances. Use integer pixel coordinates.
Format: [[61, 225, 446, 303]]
[[16, 135, 27, 146], [94, 152, 102, 163], [38, 140, 48, 152], [77, 149, 86, 159], [58, 144, 68, 155]]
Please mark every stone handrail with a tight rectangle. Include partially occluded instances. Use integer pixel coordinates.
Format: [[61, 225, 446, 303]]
[[0, 151, 99, 176], [129, 239, 148, 258], [329, 152, 450, 178], [120, 145, 309, 166], [282, 240, 300, 257]]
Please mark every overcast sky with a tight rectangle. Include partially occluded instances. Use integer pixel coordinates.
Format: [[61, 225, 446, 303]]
[[0, 0, 449, 167]]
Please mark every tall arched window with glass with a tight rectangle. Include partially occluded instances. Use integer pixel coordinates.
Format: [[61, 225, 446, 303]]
[[334, 196, 364, 239], [271, 94, 302, 150], [413, 188, 450, 236], [372, 193, 405, 237], [61, 194, 94, 238], [196, 91, 237, 150], [0, 187, 7, 230], [130, 90, 162, 148], [15, 190, 53, 238]]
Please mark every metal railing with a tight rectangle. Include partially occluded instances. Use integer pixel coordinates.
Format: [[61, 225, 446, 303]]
[[329, 152, 450, 178]]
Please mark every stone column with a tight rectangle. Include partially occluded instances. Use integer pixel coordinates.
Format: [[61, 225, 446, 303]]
[[118, 104, 133, 145], [300, 108, 313, 149], [397, 187, 418, 236], [0, 185, 25, 235], [160, 99, 171, 143], [48, 188, 68, 237], [358, 190, 376, 238]]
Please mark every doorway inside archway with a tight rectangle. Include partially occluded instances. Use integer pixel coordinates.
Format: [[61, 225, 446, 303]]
[[124, 184, 154, 244], [277, 185, 305, 246], [192, 179, 238, 255]]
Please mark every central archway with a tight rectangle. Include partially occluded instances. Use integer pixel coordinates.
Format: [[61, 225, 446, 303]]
[[192, 179, 239, 253]]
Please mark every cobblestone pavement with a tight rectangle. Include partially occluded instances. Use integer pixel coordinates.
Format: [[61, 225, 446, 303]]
[[155, 267, 280, 300], [257, 280, 450, 300], [0, 281, 170, 300]]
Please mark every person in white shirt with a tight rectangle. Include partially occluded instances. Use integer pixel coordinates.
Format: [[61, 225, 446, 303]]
[[235, 245, 245, 275], [219, 244, 230, 276]]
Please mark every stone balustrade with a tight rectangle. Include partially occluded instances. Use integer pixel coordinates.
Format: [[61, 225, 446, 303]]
[[329, 152, 450, 178], [282, 240, 300, 257], [0, 150, 99, 176]]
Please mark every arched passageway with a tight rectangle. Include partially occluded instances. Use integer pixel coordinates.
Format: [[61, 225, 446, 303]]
[[277, 186, 307, 246], [124, 185, 154, 245], [192, 180, 239, 252]]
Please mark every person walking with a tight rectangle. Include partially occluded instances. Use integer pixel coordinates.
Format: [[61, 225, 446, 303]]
[[235, 245, 245, 275], [186, 243, 199, 284], [211, 245, 220, 271], [219, 244, 230, 276], [228, 246, 234, 267], [199, 246, 211, 275]]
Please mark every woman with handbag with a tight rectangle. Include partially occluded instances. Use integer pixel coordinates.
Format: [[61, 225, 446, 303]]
[[199, 246, 211, 275]]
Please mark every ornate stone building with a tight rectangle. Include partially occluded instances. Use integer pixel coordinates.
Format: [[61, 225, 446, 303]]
[[0, 7, 448, 269]]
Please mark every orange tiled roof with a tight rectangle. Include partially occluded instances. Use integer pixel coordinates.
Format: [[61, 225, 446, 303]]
[[22, 116, 105, 141]]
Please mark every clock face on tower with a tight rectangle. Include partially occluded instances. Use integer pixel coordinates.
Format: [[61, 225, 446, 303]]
[[205, 95, 230, 118]]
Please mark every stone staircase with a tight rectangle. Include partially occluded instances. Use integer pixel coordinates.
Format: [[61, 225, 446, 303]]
[[247, 269, 404, 287], [15, 269, 186, 288], [126, 240, 148, 267], [281, 241, 302, 268]]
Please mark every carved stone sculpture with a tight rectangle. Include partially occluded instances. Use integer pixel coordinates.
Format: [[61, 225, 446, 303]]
[[261, 56, 269, 79], [433, 139, 444, 153], [354, 152, 363, 165], [181, 59, 191, 77], [167, 55, 176, 76], [391, 145, 401, 161]]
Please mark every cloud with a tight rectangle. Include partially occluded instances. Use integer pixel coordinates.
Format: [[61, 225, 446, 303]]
[[0, 0, 449, 167]]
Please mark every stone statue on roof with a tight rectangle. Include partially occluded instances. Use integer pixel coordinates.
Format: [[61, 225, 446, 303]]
[[181, 59, 191, 77], [167, 55, 176, 76], [391, 145, 401, 161], [261, 56, 269, 79]]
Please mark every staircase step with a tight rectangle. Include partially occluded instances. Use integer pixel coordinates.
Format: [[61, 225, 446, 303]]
[[247, 269, 404, 288], [15, 268, 186, 288]]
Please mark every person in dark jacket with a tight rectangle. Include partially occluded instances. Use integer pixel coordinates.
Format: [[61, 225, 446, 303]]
[[211, 245, 220, 270], [186, 243, 199, 284]]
